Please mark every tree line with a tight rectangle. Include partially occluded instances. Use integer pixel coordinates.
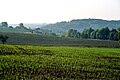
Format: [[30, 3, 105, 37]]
[[65, 27, 120, 41]]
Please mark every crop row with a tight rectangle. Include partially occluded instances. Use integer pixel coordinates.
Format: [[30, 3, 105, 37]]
[[0, 45, 120, 79]]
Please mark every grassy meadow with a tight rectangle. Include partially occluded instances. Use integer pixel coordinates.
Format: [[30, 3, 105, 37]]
[[0, 44, 120, 79]]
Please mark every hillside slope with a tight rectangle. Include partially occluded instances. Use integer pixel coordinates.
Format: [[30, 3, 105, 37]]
[[0, 27, 30, 33], [41, 19, 120, 35], [0, 32, 119, 47]]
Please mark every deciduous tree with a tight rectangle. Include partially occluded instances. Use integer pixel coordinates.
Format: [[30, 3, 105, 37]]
[[0, 35, 9, 44]]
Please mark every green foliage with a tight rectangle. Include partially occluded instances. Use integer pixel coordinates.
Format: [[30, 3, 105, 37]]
[[65, 27, 119, 41], [81, 28, 94, 39], [81, 29, 88, 39], [0, 35, 8, 44], [76, 32, 81, 38], [109, 29, 119, 41], [66, 29, 78, 38], [118, 28, 120, 43], [0, 45, 53, 55], [118, 31, 120, 43], [97, 27, 110, 40], [118, 27, 120, 31], [41, 19, 120, 35], [87, 28, 94, 38], [90, 29, 99, 39], [0, 45, 120, 79]]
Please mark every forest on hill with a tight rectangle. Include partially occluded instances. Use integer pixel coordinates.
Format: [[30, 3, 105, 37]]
[[41, 19, 120, 35]]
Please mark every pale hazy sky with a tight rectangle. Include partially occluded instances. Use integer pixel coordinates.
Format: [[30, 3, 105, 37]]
[[0, 0, 120, 23]]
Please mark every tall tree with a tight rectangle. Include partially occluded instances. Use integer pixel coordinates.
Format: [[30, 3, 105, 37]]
[[66, 29, 78, 38], [87, 28, 94, 38], [81, 29, 88, 39], [90, 29, 99, 39], [0, 35, 9, 44], [109, 29, 118, 40], [96, 27, 110, 40], [76, 32, 81, 38]]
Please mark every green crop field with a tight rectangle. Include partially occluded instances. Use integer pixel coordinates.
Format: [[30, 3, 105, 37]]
[[0, 44, 120, 79]]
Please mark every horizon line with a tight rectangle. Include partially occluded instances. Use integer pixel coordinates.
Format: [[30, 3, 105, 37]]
[[1, 18, 120, 24]]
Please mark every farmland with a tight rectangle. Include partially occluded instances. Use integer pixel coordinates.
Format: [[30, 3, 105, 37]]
[[0, 44, 120, 79], [0, 32, 120, 48]]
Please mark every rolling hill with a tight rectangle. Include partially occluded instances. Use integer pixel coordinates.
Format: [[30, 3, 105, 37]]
[[0, 27, 30, 33], [41, 19, 120, 35]]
